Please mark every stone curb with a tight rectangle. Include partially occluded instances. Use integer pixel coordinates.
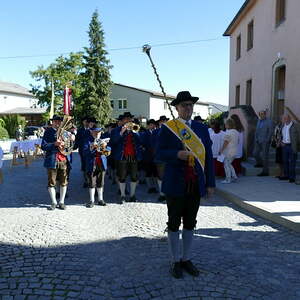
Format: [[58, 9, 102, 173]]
[[216, 188, 300, 233]]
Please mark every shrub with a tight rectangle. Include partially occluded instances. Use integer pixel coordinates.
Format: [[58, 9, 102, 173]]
[[0, 115, 26, 138], [0, 126, 9, 140]]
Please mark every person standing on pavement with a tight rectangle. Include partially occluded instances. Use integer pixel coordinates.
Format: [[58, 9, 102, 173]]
[[272, 116, 284, 178], [154, 116, 169, 202], [83, 125, 111, 207], [41, 115, 69, 210], [219, 118, 239, 184], [280, 114, 300, 183], [253, 110, 274, 176], [15, 125, 24, 141], [157, 91, 215, 279], [74, 116, 89, 188], [110, 112, 143, 203], [140, 119, 158, 194]]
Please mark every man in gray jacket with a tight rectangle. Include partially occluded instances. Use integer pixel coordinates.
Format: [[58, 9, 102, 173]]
[[280, 114, 300, 183], [253, 110, 274, 176]]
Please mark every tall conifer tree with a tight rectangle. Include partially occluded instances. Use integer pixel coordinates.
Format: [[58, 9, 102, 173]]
[[80, 10, 113, 124]]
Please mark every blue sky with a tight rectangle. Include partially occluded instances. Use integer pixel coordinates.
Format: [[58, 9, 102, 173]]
[[0, 0, 245, 105]]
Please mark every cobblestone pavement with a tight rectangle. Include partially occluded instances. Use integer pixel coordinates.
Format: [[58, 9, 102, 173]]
[[0, 154, 300, 300]]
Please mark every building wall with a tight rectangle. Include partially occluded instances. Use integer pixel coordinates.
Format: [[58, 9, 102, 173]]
[[110, 85, 150, 119], [149, 97, 209, 120], [0, 92, 36, 113], [228, 0, 300, 119]]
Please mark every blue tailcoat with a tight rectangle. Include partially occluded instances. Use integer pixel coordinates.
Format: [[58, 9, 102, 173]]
[[156, 121, 215, 197], [41, 127, 69, 169], [140, 129, 157, 162], [110, 126, 143, 161], [74, 127, 89, 153]]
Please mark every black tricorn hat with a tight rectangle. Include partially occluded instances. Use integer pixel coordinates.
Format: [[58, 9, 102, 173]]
[[123, 111, 134, 118], [171, 91, 199, 106], [194, 115, 204, 121], [117, 114, 125, 121], [50, 114, 63, 121], [147, 119, 156, 125], [158, 115, 169, 122]]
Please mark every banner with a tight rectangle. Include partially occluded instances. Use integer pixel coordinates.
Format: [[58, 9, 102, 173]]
[[63, 86, 72, 115]]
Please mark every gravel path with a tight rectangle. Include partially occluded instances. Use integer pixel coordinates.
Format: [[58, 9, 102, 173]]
[[0, 153, 299, 299]]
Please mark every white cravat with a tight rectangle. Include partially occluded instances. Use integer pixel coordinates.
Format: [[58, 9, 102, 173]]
[[282, 121, 293, 143]]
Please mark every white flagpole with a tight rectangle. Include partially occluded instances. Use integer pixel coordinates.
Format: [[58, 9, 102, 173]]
[[49, 79, 55, 119]]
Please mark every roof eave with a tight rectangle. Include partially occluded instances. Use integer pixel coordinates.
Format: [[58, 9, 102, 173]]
[[223, 0, 255, 36]]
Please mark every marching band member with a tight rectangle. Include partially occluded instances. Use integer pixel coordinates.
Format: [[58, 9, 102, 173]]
[[41, 115, 69, 210], [155, 116, 169, 201], [157, 91, 215, 278], [83, 124, 111, 208], [140, 119, 158, 193], [74, 116, 89, 187], [110, 112, 142, 203]]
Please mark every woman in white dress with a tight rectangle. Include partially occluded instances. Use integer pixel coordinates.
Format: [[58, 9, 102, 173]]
[[219, 118, 239, 184]]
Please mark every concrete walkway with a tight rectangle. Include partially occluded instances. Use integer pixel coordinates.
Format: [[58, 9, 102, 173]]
[[216, 176, 300, 232]]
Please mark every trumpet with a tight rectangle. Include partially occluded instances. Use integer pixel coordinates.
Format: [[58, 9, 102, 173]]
[[125, 122, 140, 133], [90, 138, 111, 156]]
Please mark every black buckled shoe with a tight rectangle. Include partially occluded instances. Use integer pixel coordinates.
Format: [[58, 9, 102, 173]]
[[58, 203, 66, 210], [170, 262, 183, 279], [180, 260, 199, 277], [120, 196, 126, 204], [157, 195, 166, 202], [49, 203, 56, 210], [98, 200, 107, 206], [86, 202, 94, 208], [130, 195, 137, 202]]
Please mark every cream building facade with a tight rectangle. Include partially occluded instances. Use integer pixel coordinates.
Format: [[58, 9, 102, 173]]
[[110, 83, 210, 121], [224, 0, 300, 122]]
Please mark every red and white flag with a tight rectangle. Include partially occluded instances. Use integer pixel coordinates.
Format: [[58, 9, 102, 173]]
[[63, 86, 72, 115]]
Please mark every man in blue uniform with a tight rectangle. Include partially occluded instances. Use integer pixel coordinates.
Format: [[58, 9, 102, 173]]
[[140, 119, 158, 193], [41, 115, 69, 210], [157, 91, 215, 279], [74, 116, 89, 187], [83, 125, 111, 208], [110, 112, 142, 203]]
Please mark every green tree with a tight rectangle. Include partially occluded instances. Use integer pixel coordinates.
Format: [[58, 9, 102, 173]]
[[0, 115, 26, 138], [30, 52, 84, 120], [79, 10, 113, 125]]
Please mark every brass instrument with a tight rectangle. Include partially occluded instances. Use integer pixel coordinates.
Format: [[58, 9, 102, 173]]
[[90, 138, 111, 156], [56, 115, 74, 156], [125, 122, 140, 133]]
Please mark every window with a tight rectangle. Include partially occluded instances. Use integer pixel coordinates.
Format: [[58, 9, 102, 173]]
[[247, 20, 254, 50], [110, 100, 114, 108], [246, 79, 252, 106], [276, 0, 286, 26], [118, 99, 127, 110], [235, 85, 240, 106], [236, 34, 241, 60]]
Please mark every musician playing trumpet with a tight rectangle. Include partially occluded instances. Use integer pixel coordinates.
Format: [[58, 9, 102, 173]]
[[110, 112, 143, 203], [41, 115, 69, 210], [83, 124, 111, 208]]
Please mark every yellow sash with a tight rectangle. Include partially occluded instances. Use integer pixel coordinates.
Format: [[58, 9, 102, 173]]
[[165, 119, 206, 171]]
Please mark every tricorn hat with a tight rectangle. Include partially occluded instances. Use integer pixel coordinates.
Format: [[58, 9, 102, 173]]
[[50, 114, 63, 121], [171, 91, 199, 106], [117, 114, 125, 121], [158, 115, 169, 122], [123, 111, 134, 118], [147, 119, 156, 125]]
